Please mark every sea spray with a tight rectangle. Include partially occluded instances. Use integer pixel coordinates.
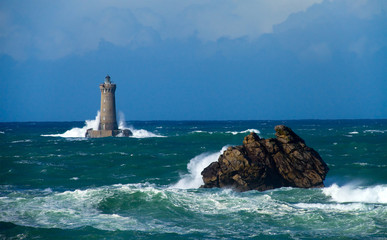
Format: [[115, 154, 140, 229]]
[[118, 112, 165, 138], [226, 129, 260, 135], [41, 112, 100, 138], [42, 111, 164, 138], [323, 183, 387, 204], [172, 146, 229, 189], [118, 111, 127, 130]]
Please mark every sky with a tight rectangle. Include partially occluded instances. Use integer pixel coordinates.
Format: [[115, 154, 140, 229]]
[[0, 0, 386, 121]]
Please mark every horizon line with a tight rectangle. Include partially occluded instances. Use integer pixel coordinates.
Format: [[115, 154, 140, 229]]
[[1, 118, 387, 123]]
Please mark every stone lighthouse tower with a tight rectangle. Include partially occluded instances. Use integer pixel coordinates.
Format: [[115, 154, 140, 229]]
[[86, 75, 132, 138], [99, 75, 118, 131]]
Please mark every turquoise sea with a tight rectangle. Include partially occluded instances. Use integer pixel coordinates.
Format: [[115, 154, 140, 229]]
[[1, 117, 386, 239]]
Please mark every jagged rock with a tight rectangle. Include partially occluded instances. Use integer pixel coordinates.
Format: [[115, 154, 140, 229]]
[[201, 125, 329, 192]]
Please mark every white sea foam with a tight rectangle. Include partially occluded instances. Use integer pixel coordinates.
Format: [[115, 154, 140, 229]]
[[42, 112, 100, 138], [353, 162, 368, 166], [294, 202, 370, 211], [190, 130, 214, 134], [348, 131, 359, 134], [323, 184, 387, 204], [129, 128, 165, 138], [42, 112, 164, 138], [0, 183, 385, 235], [0, 131, 4, 134], [118, 112, 165, 138], [226, 129, 260, 135], [363, 129, 386, 134], [11, 139, 32, 143], [0, 186, 139, 231], [171, 146, 229, 189]]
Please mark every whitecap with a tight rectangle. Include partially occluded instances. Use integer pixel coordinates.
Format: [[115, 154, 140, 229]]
[[294, 202, 370, 211], [191, 130, 206, 133], [349, 131, 359, 134], [42, 112, 100, 138], [189, 130, 215, 135], [363, 129, 386, 134], [0, 131, 4, 134], [226, 129, 260, 135], [0, 185, 140, 231], [118, 112, 165, 138], [323, 184, 387, 204], [11, 139, 32, 143], [128, 128, 165, 138], [353, 162, 368, 166]]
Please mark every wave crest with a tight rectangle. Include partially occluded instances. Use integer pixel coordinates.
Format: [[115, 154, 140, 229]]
[[41, 112, 164, 138], [118, 112, 165, 138], [41, 112, 100, 138], [171, 146, 228, 189], [226, 129, 260, 135], [323, 184, 387, 204]]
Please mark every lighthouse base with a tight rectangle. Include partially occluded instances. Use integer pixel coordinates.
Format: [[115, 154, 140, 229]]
[[85, 129, 132, 138]]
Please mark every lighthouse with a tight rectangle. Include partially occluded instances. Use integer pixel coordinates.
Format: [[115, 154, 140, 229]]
[[99, 75, 118, 131], [86, 75, 132, 138]]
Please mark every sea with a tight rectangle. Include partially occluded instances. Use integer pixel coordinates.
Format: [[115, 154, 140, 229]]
[[0, 114, 386, 239]]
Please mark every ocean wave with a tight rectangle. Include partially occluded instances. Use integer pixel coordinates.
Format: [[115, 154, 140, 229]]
[[189, 130, 214, 134], [189, 129, 260, 135], [128, 128, 165, 138], [41, 112, 100, 138], [352, 162, 387, 167], [170, 146, 229, 189], [0, 184, 144, 231], [323, 184, 387, 204], [225, 129, 260, 135], [363, 129, 386, 134], [118, 114, 165, 138], [41, 112, 164, 138], [0, 183, 202, 233], [0, 183, 385, 236], [348, 131, 359, 134], [294, 202, 372, 211], [11, 139, 32, 143], [0, 184, 279, 231]]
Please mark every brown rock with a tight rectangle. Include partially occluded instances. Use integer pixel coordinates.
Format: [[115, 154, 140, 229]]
[[201, 125, 329, 192]]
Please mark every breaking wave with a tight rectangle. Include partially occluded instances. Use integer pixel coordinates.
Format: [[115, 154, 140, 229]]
[[294, 202, 372, 211], [171, 146, 228, 189], [118, 112, 165, 138], [189, 129, 260, 135], [225, 129, 260, 135], [41, 112, 100, 138], [323, 183, 387, 204], [41, 112, 164, 138], [1, 183, 385, 235]]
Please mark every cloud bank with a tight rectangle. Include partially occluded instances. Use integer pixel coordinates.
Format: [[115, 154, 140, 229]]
[[0, 0, 324, 60]]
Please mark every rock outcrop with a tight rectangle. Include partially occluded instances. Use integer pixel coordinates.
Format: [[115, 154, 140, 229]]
[[201, 125, 329, 192]]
